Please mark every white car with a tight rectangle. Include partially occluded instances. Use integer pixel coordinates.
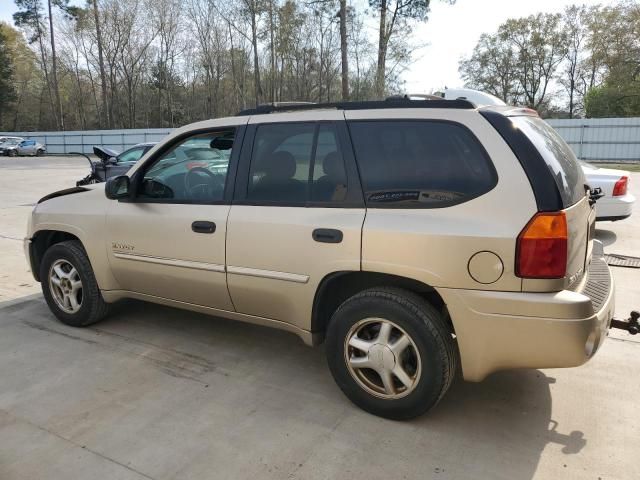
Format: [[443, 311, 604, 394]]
[[434, 88, 507, 107], [581, 161, 635, 221]]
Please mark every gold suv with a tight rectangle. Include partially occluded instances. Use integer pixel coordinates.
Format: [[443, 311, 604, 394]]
[[24, 100, 614, 419]]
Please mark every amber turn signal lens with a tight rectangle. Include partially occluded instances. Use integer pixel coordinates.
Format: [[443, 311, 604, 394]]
[[516, 212, 568, 279]]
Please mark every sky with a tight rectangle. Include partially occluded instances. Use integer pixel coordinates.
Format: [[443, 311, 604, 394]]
[[0, 0, 619, 93], [403, 0, 615, 93]]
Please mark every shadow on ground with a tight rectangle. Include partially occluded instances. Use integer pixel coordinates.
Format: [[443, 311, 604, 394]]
[[595, 228, 617, 247], [0, 295, 586, 479]]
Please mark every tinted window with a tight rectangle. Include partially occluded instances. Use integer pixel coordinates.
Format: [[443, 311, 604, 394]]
[[348, 121, 496, 207], [248, 123, 347, 204], [138, 129, 235, 203], [512, 116, 586, 207], [311, 125, 347, 202], [117, 146, 146, 164]]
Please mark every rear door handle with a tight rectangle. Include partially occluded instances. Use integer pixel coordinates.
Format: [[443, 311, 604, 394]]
[[192, 221, 216, 234], [312, 228, 343, 243]]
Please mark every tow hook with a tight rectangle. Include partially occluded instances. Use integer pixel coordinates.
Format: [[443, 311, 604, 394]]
[[610, 311, 640, 335]]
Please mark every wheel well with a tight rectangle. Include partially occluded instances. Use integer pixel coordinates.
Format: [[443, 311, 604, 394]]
[[30, 230, 82, 281], [311, 271, 451, 344]]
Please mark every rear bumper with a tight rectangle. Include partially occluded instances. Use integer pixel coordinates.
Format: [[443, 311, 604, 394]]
[[439, 242, 615, 382], [595, 193, 635, 220]]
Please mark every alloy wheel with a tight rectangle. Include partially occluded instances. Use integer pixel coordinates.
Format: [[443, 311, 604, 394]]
[[344, 318, 422, 399], [49, 259, 83, 314]]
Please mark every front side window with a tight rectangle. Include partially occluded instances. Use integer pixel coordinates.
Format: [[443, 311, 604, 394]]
[[247, 123, 347, 204], [348, 120, 497, 207], [117, 147, 146, 164], [137, 129, 235, 203]]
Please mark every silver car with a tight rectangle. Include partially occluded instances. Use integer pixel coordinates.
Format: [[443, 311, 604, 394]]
[[0, 137, 24, 155], [10, 139, 47, 156]]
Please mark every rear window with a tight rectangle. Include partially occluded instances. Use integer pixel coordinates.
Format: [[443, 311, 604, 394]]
[[511, 116, 586, 207], [348, 120, 497, 207]]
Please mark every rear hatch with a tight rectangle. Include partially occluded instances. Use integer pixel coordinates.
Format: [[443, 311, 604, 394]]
[[511, 116, 594, 290]]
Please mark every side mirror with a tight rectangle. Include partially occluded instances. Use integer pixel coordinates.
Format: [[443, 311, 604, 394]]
[[106, 156, 118, 165], [105, 175, 130, 200]]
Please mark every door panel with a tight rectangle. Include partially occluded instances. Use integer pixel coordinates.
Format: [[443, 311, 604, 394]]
[[226, 206, 364, 329], [226, 114, 365, 330], [106, 202, 233, 309], [104, 124, 244, 310]]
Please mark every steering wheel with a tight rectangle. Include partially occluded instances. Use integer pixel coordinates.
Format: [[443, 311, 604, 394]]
[[184, 167, 224, 200]]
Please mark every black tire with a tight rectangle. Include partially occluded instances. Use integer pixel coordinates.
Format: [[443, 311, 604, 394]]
[[40, 240, 110, 327], [8, 150, 17, 157], [36, 149, 44, 156], [326, 287, 457, 420]]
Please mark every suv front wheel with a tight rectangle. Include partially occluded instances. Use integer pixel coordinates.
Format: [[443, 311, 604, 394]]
[[326, 287, 457, 420], [40, 240, 110, 327]]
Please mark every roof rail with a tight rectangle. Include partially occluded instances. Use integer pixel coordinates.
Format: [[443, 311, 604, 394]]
[[386, 93, 444, 101], [236, 98, 475, 116]]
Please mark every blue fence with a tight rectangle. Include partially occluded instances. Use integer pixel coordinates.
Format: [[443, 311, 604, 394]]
[[0, 128, 172, 155], [3, 117, 640, 163], [546, 118, 639, 163]]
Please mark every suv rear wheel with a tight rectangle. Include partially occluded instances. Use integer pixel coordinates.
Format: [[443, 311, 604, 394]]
[[326, 287, 457, 420], [40, 240, 110, 327]]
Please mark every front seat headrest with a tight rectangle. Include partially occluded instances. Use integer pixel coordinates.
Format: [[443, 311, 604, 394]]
[[265, 151, 296, 179]]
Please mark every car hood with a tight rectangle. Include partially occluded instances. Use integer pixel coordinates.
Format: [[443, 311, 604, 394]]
[[93, 145, 120, 162]]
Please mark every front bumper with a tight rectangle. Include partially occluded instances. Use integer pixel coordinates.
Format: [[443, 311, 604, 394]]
[[23, 238, 40, 281], [439, 242, 615, 382]]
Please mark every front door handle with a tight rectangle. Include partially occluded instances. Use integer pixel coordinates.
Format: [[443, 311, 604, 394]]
[[312, 228, 343, 243], [192, 221, 216, 234]]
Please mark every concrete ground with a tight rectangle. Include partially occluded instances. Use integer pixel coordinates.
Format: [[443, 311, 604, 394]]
[[0, 156, 638, 480]]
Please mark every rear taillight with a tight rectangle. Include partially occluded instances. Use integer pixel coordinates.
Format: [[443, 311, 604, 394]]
[[612, 176, 628, 196], [516, 212, 568, 279]]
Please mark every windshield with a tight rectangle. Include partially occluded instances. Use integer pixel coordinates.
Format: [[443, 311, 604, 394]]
[[512, 116, 586, 207]]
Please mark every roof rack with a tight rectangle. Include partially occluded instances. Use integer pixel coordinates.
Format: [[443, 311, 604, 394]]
[[237, 98, 476, 116], [387, 93, 444, 101]]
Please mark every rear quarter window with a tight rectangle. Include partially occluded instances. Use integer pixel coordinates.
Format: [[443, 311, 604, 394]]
[[348, 120, 497, 207], [511, 116, 586, 207]]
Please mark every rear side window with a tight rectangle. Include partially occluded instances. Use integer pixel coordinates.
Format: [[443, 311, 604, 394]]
[[247, 123, 348, 204], [511, 116, 586, 207], [348, 120, 497, 207]]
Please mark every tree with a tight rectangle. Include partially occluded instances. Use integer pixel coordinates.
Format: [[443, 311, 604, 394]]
[[92, 0, 110, 127], [369, 0, 454, 98], [5, 0, 442, 130], [558, 5, 593, 118], [47, 0, 63, 130], [459, 33, 520, 104], [0, 25, 17, 125], [500, 14, 568, 109], [339, 0, 348, 100], [14, 0, 58, 127], [584, 1, 640, 117], [460, 12, 568, 110]]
